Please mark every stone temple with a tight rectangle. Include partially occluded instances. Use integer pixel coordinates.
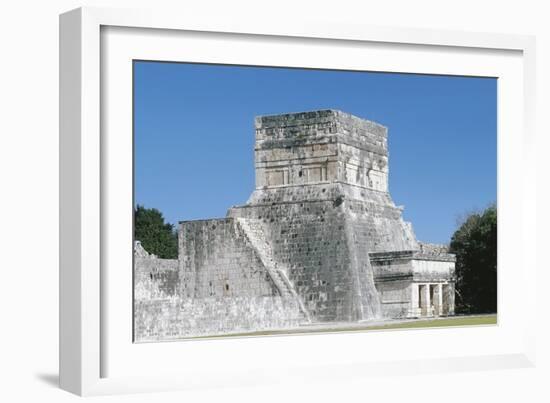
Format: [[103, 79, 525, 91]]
[[134, 110, 456, 341]]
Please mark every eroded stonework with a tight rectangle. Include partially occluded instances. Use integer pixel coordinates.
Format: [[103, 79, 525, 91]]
[[134, 110, 455, 341]]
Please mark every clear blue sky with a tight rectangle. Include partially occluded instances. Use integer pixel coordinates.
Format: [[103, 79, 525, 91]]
[[134, 61, 496, 244]]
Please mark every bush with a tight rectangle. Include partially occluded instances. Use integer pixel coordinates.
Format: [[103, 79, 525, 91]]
[[449, 204, 497, 314], [134, 205, 178, 259]]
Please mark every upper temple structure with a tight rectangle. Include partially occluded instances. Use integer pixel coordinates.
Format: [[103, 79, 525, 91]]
[[134, 110, 456, 341]]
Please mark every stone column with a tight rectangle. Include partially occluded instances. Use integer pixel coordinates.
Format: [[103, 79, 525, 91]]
[[434, 283, 443, 316], [424, 284, 431, 317], [448, 283, 455, 315], [410, 283, 419, 317], [419, 284, 429, 317]]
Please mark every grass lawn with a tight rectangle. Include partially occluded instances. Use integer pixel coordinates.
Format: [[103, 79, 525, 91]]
[[364, 314, 497, 331], [184, 314, 498, 340]]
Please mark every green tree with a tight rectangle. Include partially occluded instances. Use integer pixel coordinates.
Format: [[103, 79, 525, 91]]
[[449, 204, 497, 314], [134, 205, 178, 259]]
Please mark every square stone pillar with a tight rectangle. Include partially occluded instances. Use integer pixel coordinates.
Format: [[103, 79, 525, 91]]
[[419, 284, 430, 316], [424, 284, 431, 316], [434, 283, 443, 316], [410, 283, 420, 317], [447, 283, 455, 316]]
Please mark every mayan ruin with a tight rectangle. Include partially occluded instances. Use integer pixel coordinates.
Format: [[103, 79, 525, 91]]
[[134, 109, 456, 341]]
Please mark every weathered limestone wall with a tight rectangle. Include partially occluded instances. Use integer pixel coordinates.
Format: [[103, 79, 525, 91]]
[[254, 110, 389, 192], [412, 243, 456, 283], [227, 110, 420, 323], [135, 109, 457, 340], [135, 296, 302, 341], [412, 260, 456, 280], [376, 281, 412, 318], [134, 242, 179, 300], [178, 218, 278, 299], [371, 245, 456, 318], [134, 226, 303, 341], [230, 195, 364, 322], [228, 186, 418, 322], [371, 251, 414, 318]]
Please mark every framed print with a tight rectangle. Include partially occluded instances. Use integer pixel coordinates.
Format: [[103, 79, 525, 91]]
[[59, 6, 537, 396]]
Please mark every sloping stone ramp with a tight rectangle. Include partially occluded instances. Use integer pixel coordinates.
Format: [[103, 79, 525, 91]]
[[236, 217, 311, 323]]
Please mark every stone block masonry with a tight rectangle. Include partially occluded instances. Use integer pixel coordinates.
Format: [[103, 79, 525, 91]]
[[178, 218, 277, 299], [134, 219, 304, 341], [135, 297, 302, 341], [134, 241, 178, 300], [134, 109, 456, 341]]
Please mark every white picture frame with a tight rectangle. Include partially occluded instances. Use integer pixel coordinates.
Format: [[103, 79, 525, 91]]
[[59, 6, 537, 396]]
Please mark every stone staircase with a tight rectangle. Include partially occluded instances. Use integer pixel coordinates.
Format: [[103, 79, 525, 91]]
[[236, 218, 311, 323]]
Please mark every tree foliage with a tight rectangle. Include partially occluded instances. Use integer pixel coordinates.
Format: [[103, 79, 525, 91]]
[[134, 205, 178, 259], [449, 204, 497, 314]]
